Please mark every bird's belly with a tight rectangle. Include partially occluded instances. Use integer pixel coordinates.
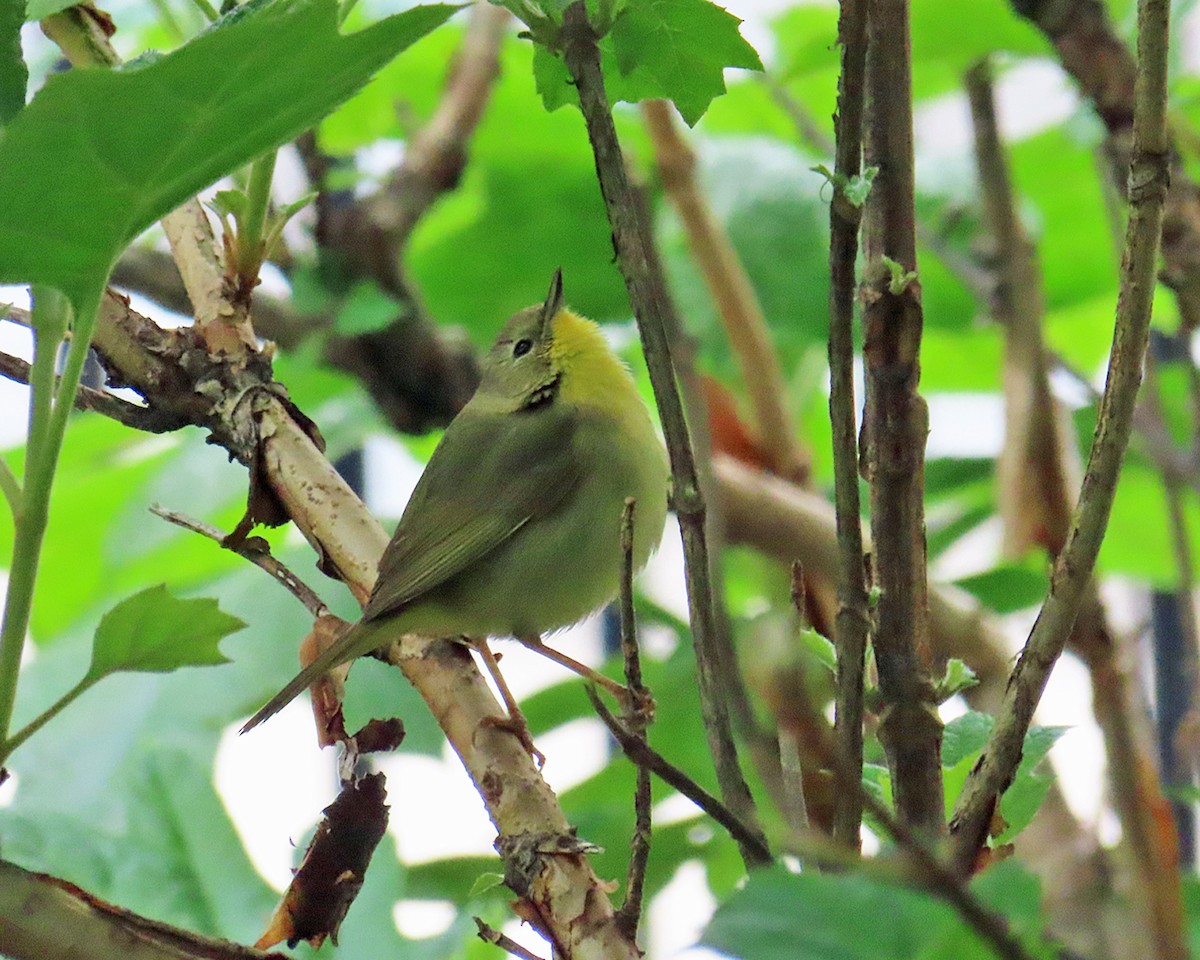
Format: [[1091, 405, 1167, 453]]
[[417, 421, 667, 639]]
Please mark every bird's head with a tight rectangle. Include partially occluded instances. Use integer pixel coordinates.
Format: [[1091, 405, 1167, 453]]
[[477, 269, 621, 412]]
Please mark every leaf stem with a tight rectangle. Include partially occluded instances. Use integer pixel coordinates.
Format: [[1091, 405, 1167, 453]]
[[0, 675, 95, 767], [237, 150, 278, 282], [0, 458, 19, 517], [0, 287, 76, 746], [184, 0, 219, 24]]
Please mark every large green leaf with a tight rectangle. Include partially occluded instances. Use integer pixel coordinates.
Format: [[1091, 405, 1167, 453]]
[[702, 862, 1056, 960], [116, 748, 278, 940], [527, 0, 762, 126], [0, 0, 458, 309], [0, 0, 25, 124]]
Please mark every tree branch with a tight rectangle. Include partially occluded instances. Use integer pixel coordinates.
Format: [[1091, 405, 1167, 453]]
[[0, 331, 189, 434], [0, 859, 285, 960], [313, 0, 508, 295], [861, 0, 944, 833], [826, 0, 871, 850], [111, 245, 481, 435], [951, 0, 1175, 896], [149, 504, 330, 617], [967, 57, 1183, 957], [559, 1, 768, 868]]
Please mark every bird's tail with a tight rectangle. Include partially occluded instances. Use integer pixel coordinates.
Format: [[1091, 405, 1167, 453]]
[[240, 620, 375, 734]]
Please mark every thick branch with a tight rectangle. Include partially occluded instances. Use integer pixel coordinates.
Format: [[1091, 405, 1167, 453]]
[[861, 0, 944, 833], [826, 0, 871, 849], [0, 859, 284, 960], [113, 245, 480, 435], [951, 0, 1174, 892], [559, 1, 768, 868]]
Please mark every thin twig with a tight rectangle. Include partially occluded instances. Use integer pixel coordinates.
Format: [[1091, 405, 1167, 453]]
[[861, 0, 944, 833], [0, 342, 188, 434], [826, 0, 871, 850], [781, 564, 812, 836], [641, 98, 809, 483], [473, 918, 547, 960], [149, 504, 329, 617], [614, 498, 650, 940], [586, 687, 772, 865], [951, 0, 1174, 878], [774, 646, 1042, 960], [560, 0, 768, 868], [617, 498, 645, 704], [968, 57, 1178, 958]]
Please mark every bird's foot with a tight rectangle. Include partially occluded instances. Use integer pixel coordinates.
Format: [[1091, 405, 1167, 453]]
[[479, 712, 545, 768]]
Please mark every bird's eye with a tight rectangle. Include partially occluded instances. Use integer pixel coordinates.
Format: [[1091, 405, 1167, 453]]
[[512, 338, 533, 358]]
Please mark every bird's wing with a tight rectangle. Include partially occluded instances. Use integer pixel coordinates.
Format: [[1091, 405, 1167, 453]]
[[363, 402, 582, 622]]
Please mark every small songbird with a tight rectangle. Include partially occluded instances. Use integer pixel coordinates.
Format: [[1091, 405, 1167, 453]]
[[242, 270, 669, 735]]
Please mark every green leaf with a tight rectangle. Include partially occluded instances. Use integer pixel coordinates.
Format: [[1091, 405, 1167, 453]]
[[845, 167, 878, 207], [934, 658, 978, 701], [532, 0, 761, 126], [797, 626, 836, 675], [334, 279, 403, 335], [701, 864, 1057, 960], [24, 0, 73, 20], [208, 188, 248, 221], [925, 458, 995, 500], [941, 711, 993, 768], [953, 564, 1049, 614], [0, 0, 458, 309], [85, 584, 243, 681], [608, 0, 761, 125], [409, 36, 630, 331], [883, 255, 918, 294], [1, 0, 25, 125], [997, 725, 1070, 843], [468, 872, 506, 896]]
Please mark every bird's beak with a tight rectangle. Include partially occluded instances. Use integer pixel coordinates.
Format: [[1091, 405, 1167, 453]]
[[540, 268, 564, 341]]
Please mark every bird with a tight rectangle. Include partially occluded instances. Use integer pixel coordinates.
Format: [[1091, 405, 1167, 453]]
[[241, 270, 670, 744]]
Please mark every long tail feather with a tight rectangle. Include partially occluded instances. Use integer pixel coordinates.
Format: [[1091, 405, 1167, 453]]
[[240, 622, 369, 734]]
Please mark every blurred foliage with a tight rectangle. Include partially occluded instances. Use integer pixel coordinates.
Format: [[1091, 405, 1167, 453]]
[[3, 0, 1200, 958]]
